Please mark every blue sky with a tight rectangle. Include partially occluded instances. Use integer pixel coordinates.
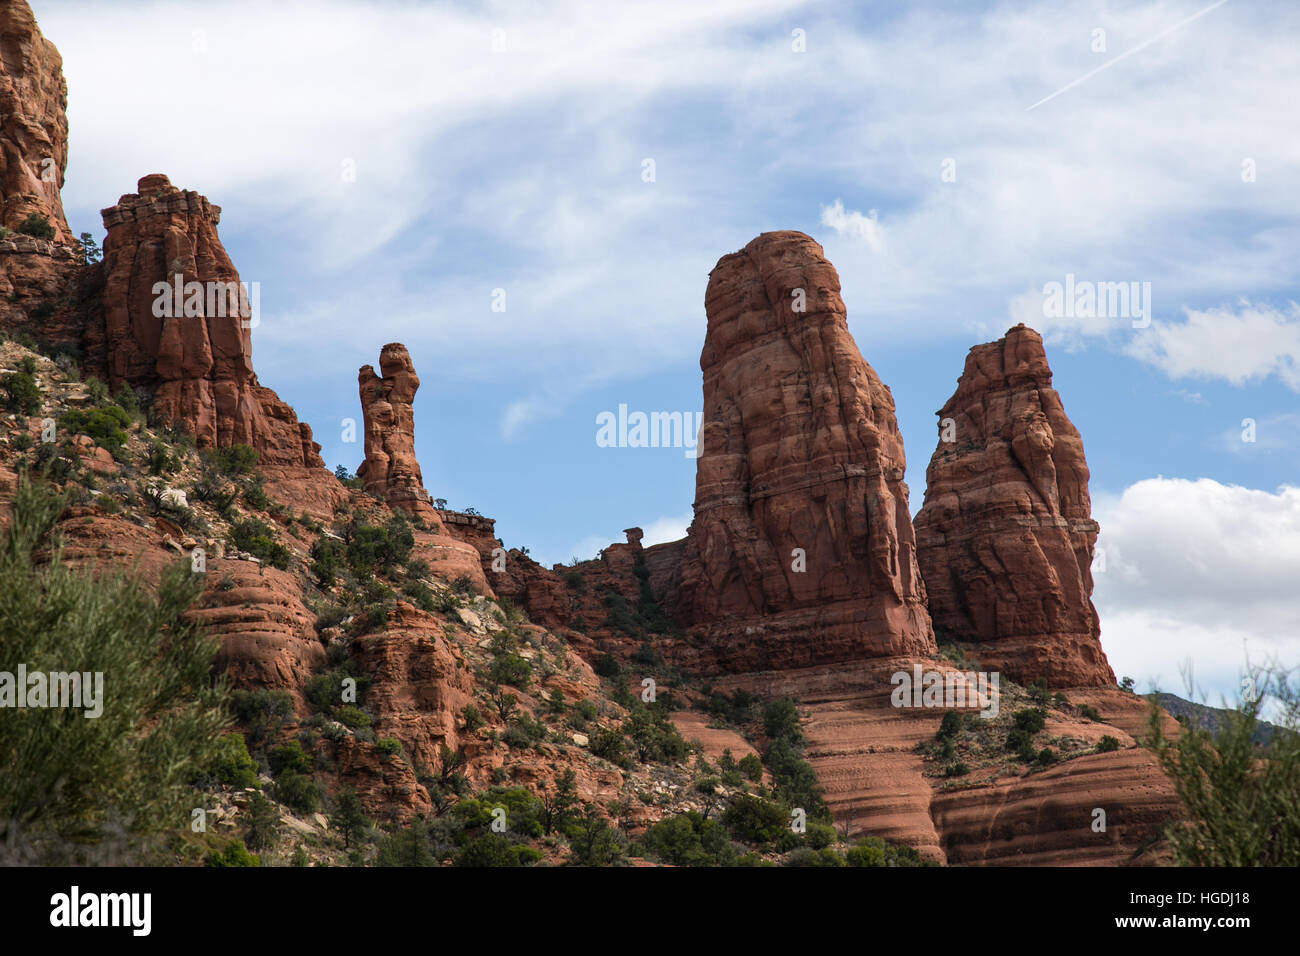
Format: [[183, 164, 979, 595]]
[[36, 0, 1300, 705]]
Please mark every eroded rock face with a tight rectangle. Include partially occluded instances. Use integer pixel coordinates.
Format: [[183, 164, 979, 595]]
[[0, 0, 72, 242], [662, 231, 934, 672], [913, 324, 1114, 686], [0, 1, 85, 353], [97, 174, 323, 467], [357, 343, 438, 522]]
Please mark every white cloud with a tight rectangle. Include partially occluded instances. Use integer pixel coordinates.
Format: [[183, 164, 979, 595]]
[[642, 513, 692, 546], [819, 199, 884, 252], [1094, 477, 1300, 705], [1127, 300, 1300, 390]]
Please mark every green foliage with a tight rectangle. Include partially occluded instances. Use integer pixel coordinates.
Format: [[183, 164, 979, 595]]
[[594, 653, 621, 678], [228, 517, 291, 569], [273, 771, 320, 814], [79, 231, 102, 265], [738, 753, 763, 782], [454, 834, 538, 867], [490, 653, 532, 689], [1147, 670, 1300, 866], [376, 737, 402, 756], [623, 703, 690, 764], [1, 370, 41, 415], [229, 689, 293, 746], [1013, 708, 1047, 734], [17, 213, 55, 239], [639, 811, 735, 866], [206, 444, 259, 476], [1097, 735, 1121, 753], [722, 794, 787, 844], [566, 805, 625, 865], [309, 536, 344, 587], [845, 836, 933, 867], [1079, 704, 1102, 722], [763, 735, 829, 822], [937, 710, 963, 740], [242, 792, 281, 852], [346, 517, 414, 575], [112, 385, 140, 415], [330, 789, 370, 849], [452, 786, 545, 839], [268, 741, 312, 777], [0, 477, 228, 863], [375, 819, 435, 866], [208, 733, 260, 788], [784, 846, 846, 867], [204, 839, 259, 867], [763, 698, 804, 744]]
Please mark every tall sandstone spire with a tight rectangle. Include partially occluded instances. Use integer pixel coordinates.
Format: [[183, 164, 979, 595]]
[[357, 343, 441, 525], [95, 174, 323, 467], [914, 324, 1114, 686], [653, 231, 935, 672]]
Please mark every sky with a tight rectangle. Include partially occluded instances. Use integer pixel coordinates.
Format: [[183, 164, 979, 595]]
[[33, 0, 1300, 709]]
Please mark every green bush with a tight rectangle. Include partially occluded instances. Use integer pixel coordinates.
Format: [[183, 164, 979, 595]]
[[490, 653, 532, 689], [763, 698, 804, 744], [722, 794, 788, 844], [639, 812, 735, 866], [273, 771, 320, 814], [204, 840, 260, 867], [17, 213, 55, 239], [206, 444, 259, 476], [1079, 704, 1102, 722], [784, 847, 845, 867], [937, 710, 962, 740], [346, 518, 414, 575], [208, 733, 260, 789], [268, 741, 312, 776], [1, 370, 41, 415], [594, 653, 621, 678], [376, 738, 402, 756], [0, 477, 228, 863], [1096, 735, 1121, 753], [228, 517, 292, 569], [453, 834, 536, 867]]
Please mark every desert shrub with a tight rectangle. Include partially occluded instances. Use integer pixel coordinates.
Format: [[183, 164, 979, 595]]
[[273, 771, 320, 814], [228, 517, 291, 569], [346, 517, 414, 575], [738, 753, 764, 782], [1, 370, 41, 414], [268, 741, 312, 777], [490, 653, 532, 689], [1147, 670, 1300, 866], [207, 733, 260, 789], [639, 812, 735, 866], [206, 444, 259, 476], [589, 726, 629, 768], [722, 794, 787, 844], [785, 847, 845, 867], [763, 698, 804, 744], [937, 710, 963, 740], [594, 653, 621, 678], [1079, 704, 1102, 722], [0, 477, 228, 863], [1097, 735, 1121, 753], [376, 738, 402, 756], [17, 213, 55, 239], [205, 840, 259, 867]]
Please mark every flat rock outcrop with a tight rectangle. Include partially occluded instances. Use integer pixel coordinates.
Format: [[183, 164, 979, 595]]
[[356, 343, 438, 522], [914, 324, 1114, 686], [96, 174, 324, 467], [659, 231, 934, 672]]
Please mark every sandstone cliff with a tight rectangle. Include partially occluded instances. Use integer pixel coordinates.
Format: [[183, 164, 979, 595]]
[[658, 230, 934, 672], [914, 324, 1114, 686]]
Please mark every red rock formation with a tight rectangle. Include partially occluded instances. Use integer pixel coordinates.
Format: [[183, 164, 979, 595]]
[[96, 174, 324, 468], [660, 231, 934, 672], [914, 324, 1114, 686], [357, 343, 438, 522], [0, 0, 84, 352], [0, 0, 72, 243]]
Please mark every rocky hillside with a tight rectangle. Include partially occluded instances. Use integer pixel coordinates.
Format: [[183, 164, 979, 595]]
[[0, 0, 1184, 867]]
